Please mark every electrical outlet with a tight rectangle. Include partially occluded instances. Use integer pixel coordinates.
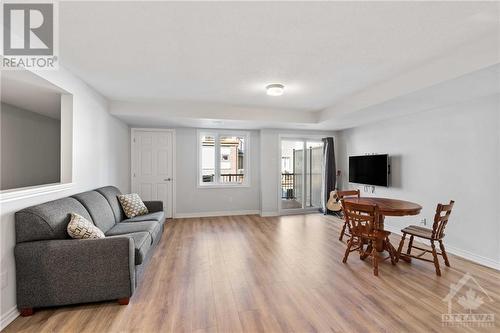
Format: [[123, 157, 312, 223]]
[[420, 218, 427, 226], [0, 272, 7, 290]]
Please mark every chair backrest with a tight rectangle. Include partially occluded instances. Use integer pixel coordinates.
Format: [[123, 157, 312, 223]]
[[432, 200, 455, 239], [337, 189, 360, 199], [341, 199, 379, 236]]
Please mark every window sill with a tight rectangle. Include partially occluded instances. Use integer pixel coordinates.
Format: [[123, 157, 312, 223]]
[[0, 182, 74, 203], [198, 183, 250, 189]]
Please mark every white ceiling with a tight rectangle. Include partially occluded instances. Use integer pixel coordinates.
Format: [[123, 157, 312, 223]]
[[110, 63, 500, 130], [320, 63, 500, 130], [58, 1, 500, 128], [1, 70, 62, 119]]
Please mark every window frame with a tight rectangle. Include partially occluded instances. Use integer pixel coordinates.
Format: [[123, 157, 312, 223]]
[[197, 129, 250, 188]]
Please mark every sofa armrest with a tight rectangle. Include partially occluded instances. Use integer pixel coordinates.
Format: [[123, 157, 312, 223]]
[[143, 200, 163, 213], [14, 237, 135, 309]]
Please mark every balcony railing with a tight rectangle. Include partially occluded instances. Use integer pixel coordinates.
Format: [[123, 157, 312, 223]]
[[281, 173, 296, 199], [202, 174, 244, 183], [221, 173, 244, 183]]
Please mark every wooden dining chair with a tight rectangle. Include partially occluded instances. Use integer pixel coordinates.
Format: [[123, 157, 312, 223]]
[[341, 200, 397, 276], [396, 200, 455, 276], [337, 189, 361, 241]]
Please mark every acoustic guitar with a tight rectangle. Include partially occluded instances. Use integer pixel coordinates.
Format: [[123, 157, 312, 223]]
[[326, 190, 342, 212]]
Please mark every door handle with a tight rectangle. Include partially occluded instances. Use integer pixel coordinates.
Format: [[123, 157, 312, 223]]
[[164, 178, 172, 181]]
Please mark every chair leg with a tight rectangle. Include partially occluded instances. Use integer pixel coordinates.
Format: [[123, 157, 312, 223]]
[[343, 237, 353, 263], [386, 238, 396, 265], [371, 246, 379, 276], [361, 240, 372, 260], [406, 235, 414, 255], [430, 241, 441, 276], [339, 221, 347, 241], [439, 240, 450, 267], [396, 233, 406, 262]]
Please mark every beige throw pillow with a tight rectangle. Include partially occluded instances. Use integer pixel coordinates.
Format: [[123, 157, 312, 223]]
[[118, 193, 149, 218], [67, 213, 105, 239]]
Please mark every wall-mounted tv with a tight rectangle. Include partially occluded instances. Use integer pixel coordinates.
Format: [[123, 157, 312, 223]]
[[349, 154, 389, 187]]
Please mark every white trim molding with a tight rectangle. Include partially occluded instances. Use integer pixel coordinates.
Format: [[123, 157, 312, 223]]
[[0, 182, 74, 204], [384, 225, 500, 271], [443, 244, 500, 271], [0, 306, 19, 331], [175, 210, 260, 219], [260, 211, 279, 217]]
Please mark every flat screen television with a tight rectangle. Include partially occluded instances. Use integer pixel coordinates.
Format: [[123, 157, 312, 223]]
[[349, 154, 389, 187]]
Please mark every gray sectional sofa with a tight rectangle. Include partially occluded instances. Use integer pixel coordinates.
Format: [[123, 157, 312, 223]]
[[14, 186, 165, 316]]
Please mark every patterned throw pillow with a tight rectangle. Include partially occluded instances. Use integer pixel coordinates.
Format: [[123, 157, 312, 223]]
[[67, 213, 105, 239], [118, 193, 149, 218]]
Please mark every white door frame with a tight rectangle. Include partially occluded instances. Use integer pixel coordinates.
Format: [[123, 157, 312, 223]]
[[131, 128, 176, 218], [277, 134, 325, 216]]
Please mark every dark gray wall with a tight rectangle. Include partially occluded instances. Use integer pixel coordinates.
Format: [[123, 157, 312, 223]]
[[1, 102, 61, 190]]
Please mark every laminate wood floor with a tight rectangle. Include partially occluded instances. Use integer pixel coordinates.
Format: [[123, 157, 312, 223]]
[[4, 214, 500, 333]]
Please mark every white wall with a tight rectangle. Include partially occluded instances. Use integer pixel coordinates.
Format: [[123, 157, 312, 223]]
[[336, 94, 500, 268], [1, 103, 61, 190], [175, 128, 337, 217], [0, 67, 130, 329], [175, 128, 261, 217], [260, 129, 337, 216]]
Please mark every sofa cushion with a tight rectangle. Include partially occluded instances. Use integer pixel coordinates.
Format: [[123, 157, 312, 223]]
[[118, 193, 149, 218], [15, 197, 93, 243], [143, 201, 163, 213], [105, 221, 160, 244], [95, 186, 125, 222], [67, 213, 105, 239], [109, 232, 151, 265], [122, 211, 165, 223], [72, 191, 116, 233]]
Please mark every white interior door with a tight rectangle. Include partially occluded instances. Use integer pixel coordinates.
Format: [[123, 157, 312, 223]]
[[132, 129, 174, 218]]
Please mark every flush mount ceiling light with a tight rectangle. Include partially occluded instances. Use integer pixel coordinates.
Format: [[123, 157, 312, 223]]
[[266, 83, 285, 96]]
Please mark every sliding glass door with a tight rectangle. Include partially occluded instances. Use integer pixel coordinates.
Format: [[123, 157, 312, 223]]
[[306, 141, 323, 208], [280, 139, 324, 213]]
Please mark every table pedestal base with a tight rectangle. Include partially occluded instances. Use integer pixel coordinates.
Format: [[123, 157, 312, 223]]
[[375, 215, 385, 252]]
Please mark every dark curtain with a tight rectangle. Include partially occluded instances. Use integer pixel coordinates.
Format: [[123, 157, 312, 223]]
[[321, 137, 336, 214]]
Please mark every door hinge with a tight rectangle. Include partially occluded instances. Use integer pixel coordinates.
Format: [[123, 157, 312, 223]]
[[133, 137, 136, 143]]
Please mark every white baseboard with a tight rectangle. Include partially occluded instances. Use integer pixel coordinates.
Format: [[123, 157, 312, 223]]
[[174, 210, 260, 218], [442, 244, 500, 271], [384, 225, 500, 271], [260, 211, 279, 217], [1, 306, 19, 331]]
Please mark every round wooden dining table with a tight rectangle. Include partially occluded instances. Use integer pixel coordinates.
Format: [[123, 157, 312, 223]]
[[342, 197, 422, 252]]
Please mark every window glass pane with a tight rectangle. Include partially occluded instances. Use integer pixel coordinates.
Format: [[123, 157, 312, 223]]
[[280, 140, 304, 208], [219, 136, 245, 184], [306, 141, 324, 208], [201, 135, 215, 183]]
